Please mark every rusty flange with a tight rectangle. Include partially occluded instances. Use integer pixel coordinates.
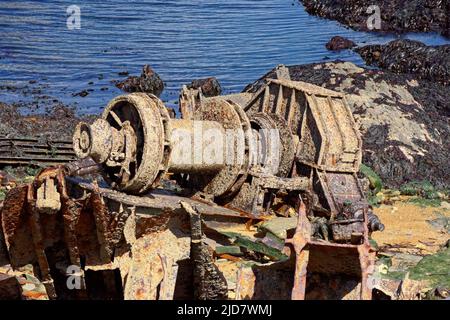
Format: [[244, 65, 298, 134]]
[[248, 112, 280, 175], [218, 99, 252, 199], [101, 93, 171, 194]]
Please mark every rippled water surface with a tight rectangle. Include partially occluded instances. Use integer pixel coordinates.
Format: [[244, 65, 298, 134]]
[[0, 0, 449, 114]]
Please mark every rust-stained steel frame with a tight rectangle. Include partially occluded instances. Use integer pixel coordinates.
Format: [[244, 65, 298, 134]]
[[285, 197, 375, 300], [0, 137, 76, 165]]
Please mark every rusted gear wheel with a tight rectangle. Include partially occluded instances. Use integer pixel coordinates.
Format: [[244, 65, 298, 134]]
[[101, 93, 171, 194], [220, 99, 252, 199]]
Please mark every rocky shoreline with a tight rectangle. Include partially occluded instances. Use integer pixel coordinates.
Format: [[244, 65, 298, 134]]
[[300, 0, 449, 37], [0, 102, 94, 140], [355, 39, 450, 86]]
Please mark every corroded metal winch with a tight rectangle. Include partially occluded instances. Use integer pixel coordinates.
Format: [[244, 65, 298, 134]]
[[72, 86, 290, 204], [0, 65, 384, 300], [72, 66, 379, 222]]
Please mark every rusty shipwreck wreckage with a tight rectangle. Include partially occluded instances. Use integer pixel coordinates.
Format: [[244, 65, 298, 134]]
[[0, 66, 384, 300]]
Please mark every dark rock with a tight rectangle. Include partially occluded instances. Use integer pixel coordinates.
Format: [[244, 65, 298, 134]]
[[300, 0, 449, 38], [72, 90, 89, 97], [118, 71, 129, 76], [326, 36, 356, 51], [115, 76, 140, 92], [356, 39, 450, 85], [115, 65, 164, 97], [140, 65, 164, 96], [187, 77, 222, 97], [244, 61, 450, 189], [0, 273, 22, 300]]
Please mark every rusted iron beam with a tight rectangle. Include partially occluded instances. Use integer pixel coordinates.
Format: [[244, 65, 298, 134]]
[[72, 178, 261, 220], [285, 198, 311, 300], [181, 201, 228, 300]]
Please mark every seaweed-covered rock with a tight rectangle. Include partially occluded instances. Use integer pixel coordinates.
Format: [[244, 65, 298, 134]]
[[0, 102, 92, 140], [244, 61, 450, 188], [115, 65, 164, 97], [356, 40, 450, 85], [300, 0, 449, 37]]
